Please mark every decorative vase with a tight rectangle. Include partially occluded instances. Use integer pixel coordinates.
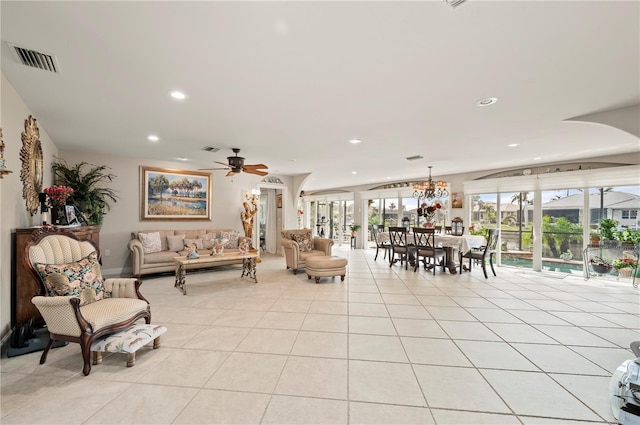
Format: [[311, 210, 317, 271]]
[[424, 222, 434, 228], [50, 205, 66, 225], [211, 241, 225, 256], [617, 268, 633, 278]]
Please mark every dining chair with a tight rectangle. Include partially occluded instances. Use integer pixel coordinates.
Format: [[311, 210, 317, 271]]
[[388, 226, 409, 270], [434, 225, 443, 234], [444, 226, 453, 235], [412, 227, 446, 274], [371, 225, 391, 261], [459, 228, 499, 278]]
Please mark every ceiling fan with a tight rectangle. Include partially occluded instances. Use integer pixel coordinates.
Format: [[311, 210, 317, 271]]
[[200, 148, 269, 177]]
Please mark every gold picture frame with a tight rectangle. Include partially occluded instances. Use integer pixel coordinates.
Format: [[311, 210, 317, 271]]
[[140, 166, 212, 221], [451, 192, 463, 209]]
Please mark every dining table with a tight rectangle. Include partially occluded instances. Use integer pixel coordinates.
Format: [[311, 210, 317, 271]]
[[379, 231, 487, 274]]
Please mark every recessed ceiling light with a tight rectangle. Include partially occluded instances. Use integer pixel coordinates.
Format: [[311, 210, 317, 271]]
[[177, 157, 188, 161], [169, 91, 186, 100], [475, 97, 498, 107], [148, 135, 159, 142], [349, 139, 362, 144], [508, 143, 518, 147], [351, 171, 357, 175], [533, 157, 542, 160]]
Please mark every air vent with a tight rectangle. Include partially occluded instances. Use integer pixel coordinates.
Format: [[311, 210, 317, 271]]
[[202, 146, 220, 152], [8, 43, 60, 73], [406, 155, 424, 161], [444, 0, 467, 8]]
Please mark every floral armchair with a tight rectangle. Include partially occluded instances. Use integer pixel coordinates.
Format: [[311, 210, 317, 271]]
[[26, 228, 151, 375], [281, 229, 334, 274]]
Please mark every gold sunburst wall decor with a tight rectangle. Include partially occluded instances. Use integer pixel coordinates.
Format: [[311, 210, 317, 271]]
[[19, 115, 43, 215]]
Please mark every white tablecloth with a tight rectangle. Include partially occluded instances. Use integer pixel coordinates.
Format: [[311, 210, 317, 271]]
[[434, 235, 486, 254], [379, 233, 486, 254]]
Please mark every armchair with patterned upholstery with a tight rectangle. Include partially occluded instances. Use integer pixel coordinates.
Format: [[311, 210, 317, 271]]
[[26, 228, 151, 376], [281, 228, 334, 274]]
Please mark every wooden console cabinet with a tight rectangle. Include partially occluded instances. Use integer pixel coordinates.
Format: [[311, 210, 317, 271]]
[[11, 226, 101, 327]]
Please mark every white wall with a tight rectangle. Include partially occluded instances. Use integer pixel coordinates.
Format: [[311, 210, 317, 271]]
[[58, 151, 269, 276], [1, 74, 58, 336]]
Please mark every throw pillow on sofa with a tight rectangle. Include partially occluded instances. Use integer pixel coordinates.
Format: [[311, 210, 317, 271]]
[[184, 238, 204, 250], [291, 232, 314, 252], [166, 234, 185, 252], [221, 231, 239, 248], [139, 232, 162, 254]]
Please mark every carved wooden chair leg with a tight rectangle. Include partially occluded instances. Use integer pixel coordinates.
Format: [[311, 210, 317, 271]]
[[81, 344, 92, 376], [39, 338, 54, 364]]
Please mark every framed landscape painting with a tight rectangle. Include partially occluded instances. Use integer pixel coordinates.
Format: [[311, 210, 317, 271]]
[[140, 166, 212, 221]]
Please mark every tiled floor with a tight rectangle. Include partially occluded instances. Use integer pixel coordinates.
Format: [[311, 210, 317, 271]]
[[2, 246, 639, 424]]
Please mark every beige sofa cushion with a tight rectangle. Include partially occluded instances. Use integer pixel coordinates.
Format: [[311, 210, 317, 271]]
[[139, 232, 162, 254], [166, 235, 185, 251]]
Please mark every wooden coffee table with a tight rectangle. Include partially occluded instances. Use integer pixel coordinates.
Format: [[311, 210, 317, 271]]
[[173, 251, 259, 295]]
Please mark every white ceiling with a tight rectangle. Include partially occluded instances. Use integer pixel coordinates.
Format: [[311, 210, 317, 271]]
[[1, 1, 639, 191]]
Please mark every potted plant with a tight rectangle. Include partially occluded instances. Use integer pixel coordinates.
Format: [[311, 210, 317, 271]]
[[589, 232, 601, 247], [51, 159, 118, 225], [615, 228, 640, 250], [613, 257, 638, 278], [599, 218, 618, 241], [589, 256, 613, 274], [349, 224, 361, 236]]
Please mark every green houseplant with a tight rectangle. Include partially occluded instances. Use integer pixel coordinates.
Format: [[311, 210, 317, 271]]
[[615, 228, 640, 245], [349, 224, 362, 236], [51, 159, 118, 225], [599, 218, 618, 241], [613, 257, 638, 278]]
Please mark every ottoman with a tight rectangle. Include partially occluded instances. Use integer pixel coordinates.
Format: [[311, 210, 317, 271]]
[[91, 323, 167, 368], [306, 255, 348, 283]]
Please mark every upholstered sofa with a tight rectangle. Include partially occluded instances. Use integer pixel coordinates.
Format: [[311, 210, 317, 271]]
[[281, 228, 334, 274], [128, 229, 251, 277]]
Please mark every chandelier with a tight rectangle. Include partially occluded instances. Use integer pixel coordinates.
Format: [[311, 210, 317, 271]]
[[412, 166, 449, 200]]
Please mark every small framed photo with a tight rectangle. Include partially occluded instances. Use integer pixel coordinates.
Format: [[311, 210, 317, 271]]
[[451, 192, 463, 209], [65, 205, 79, 225]]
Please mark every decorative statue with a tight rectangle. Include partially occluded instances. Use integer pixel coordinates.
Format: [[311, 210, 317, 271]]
[[241, 191, 258, 237], [238, 238, 251, 255], [186, 243, 199, 259]]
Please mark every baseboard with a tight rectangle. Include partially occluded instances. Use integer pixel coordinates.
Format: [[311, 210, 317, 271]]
[[102, 266, 131, 278]]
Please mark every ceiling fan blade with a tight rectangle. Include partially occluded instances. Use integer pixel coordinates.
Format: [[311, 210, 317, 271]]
[[214, 161, 231, 167], [198, 167, 230, 171], [243, 163, 269, 170], [243, 168, 268, 176]]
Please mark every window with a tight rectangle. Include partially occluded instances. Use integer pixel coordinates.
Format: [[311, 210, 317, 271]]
[[622, 210, 638, 220]]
